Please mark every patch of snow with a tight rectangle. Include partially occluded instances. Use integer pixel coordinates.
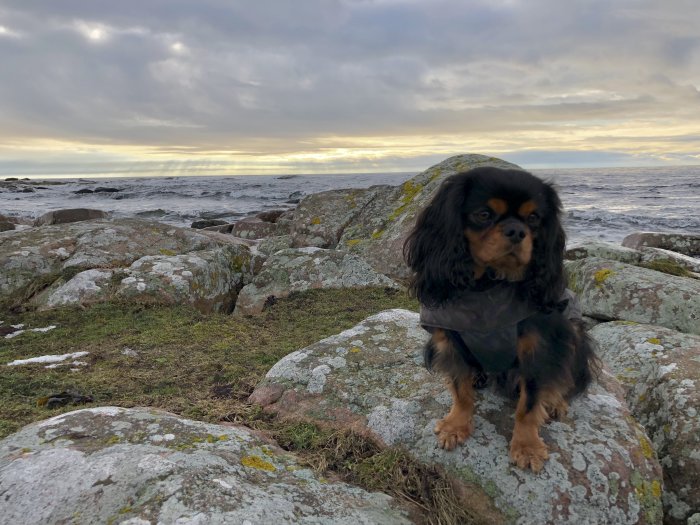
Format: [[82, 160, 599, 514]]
[[7, 351, 89, 366]]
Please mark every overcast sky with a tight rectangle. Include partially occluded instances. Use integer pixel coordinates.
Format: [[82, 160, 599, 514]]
[[1, 0, 699, 177]]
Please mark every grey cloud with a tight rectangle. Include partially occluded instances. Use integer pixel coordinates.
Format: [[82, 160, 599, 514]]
[[0, 0, 699, 166]]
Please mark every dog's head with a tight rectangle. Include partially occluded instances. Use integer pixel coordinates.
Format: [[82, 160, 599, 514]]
[[404, 167, 566, 308]]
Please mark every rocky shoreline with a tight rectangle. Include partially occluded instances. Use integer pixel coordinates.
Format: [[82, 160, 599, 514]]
[[1, 154, 699, 524]]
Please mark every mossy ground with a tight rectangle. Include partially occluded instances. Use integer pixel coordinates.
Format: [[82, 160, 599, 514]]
[[0, 286, 417, 438], [0, 286, 489, 524]]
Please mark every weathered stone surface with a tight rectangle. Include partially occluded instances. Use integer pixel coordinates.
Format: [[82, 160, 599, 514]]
[[191, 218, 228, 229], [0, 219, 224, 304], [250, 310, 663, 525], [639, 247, 700, 274], [565, 241, 700, 274], [0, 407, 413, 525], [565, 241, 642, 265], [256, 234, 294, 256], [566, 257, 700, 335], [0, 221, 15, 232], [590, 322, 700, 524], [275, 154, 522, 280], [255, 209, 286, 223], [116, 245, 253, 313], [234, 248, 400, 316], [42, 268, 115, 308], [231, 216, 289, 240], [34, 208, 109, 226], [340, 154, 523, 279], [622, 232, 700, 257], [283, 186, 393, 249]]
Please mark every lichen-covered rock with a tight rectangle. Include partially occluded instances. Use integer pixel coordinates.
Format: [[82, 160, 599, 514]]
[[639, 247, 700, 274], [566, 257, 700, 335], [565, 241, 643, 265], [191, 218, 228, 229], [234, 248, 401, 316], [0, 219, 224, 305], [250, 310, 663, 525], [114, 245, 253, 313], [42, 268, 115, 308], [0, 221, 15, 232], [622, 232, 700, 257], [283, 186, 393, 249], [231, 216, 289, 240], [340, 154, 523, 280], [565, 241, 700, 274], [256, 234, 294, 256], [34, 208, 109, 226], [0, 407, 413, 525], [590, 322, 700, 524]]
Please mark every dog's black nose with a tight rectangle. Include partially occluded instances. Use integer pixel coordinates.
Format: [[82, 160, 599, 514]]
[[503, 221, 527, 243]]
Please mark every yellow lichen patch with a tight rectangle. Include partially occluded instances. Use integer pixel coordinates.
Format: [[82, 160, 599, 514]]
[[310, 217, 321, 225], [594, 269, 614, 285], [350, 346, 362, 353], [371, 229, 384, 239], [651, 480, 662, 498], [345, 239, 361, 247], [241, 454, 277, 472], [388, 180, 424, 221], [639, 435, 655, 459], [105, 435, 121, 446], [159, 249, 177, 256], [646, 338, 661, 345]]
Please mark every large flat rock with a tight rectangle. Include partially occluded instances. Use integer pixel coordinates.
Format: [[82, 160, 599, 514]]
[[250, 310, 663, 525], [0, 407, 413, 525]]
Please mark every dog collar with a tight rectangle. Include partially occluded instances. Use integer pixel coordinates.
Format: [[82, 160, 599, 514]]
[[419, 286, 581, 374]]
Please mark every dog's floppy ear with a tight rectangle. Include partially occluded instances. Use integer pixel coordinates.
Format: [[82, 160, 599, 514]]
[[525, 181, 567, 308], [403, 173, 475, 306]]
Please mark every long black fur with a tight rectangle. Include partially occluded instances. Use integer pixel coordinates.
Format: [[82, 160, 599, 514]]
[[405, 167, 599, 404]]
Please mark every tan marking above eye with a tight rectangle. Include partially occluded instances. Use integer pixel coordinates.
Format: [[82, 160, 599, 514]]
[[518, 200, 538, 218], [487, 198, 508, 216]]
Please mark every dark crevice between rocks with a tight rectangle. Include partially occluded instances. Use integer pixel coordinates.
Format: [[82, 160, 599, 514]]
[[234, 412, 503, 525]]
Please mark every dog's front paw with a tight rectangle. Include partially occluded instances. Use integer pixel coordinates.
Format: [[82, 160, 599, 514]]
[[509, 438, 549, 472], [434, 415, 472, 450]]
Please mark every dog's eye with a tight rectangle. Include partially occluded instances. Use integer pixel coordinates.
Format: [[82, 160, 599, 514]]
[[473, 210, 493, 223], [527, 213, 541, 226]]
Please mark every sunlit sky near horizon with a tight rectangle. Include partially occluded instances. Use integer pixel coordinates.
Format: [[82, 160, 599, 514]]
[[1, 0, 699, 178]]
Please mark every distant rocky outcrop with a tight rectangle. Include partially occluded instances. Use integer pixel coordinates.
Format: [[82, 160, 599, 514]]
[[0, 407, 414, 525], [34, 208, 109, 226], [622, 232, 700, 257]]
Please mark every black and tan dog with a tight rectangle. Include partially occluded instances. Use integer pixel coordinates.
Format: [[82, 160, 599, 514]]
[[404, 166, 599, 472]]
